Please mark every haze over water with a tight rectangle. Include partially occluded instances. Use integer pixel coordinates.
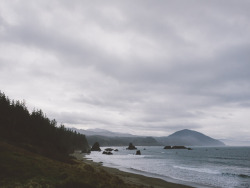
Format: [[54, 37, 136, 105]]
[[88, 146, 250, 188]]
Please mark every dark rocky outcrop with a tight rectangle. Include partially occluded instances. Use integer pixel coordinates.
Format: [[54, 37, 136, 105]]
[[172, 146, 187, 149], [136, 150, 141, 155], [164, 146, 171, 149], [126, 143, 137, 150], [164, 146, 192, 150], [104, 148, 114, 151], [102, 151, 113, 155], [91, 142, 101, 151], [114, 149, 119, 152]]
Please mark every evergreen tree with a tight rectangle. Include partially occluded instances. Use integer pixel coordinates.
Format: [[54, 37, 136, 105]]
[[0, 91, 90, 161]]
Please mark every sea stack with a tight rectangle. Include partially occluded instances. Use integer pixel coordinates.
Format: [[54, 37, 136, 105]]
[[126, 143, 137, 150], [136, 150, 141, 155], [91, 142, 101, 151], [104, 148, 114, 152], [172, 146, 187, 149], [102, 151, 113, 155], [164, 146, 172, 149]]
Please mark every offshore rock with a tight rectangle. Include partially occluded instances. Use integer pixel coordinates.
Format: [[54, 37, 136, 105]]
[[172, 146, 187, 149], [102, 151, 113, 155], [164, 146, 172, 149], [136, 150, 141, 155], [126, 143, 137, 150], [105, 148, 114, 152], [91, 142, 101, 151]]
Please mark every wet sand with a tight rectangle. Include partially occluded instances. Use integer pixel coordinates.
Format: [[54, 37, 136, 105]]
[[72, 151, 194, 188]]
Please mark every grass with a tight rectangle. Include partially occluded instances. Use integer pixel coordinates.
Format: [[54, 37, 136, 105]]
[[0, 141, 144, 188]]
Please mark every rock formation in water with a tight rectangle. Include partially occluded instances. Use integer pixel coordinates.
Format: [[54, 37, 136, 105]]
[[91, 142, 101, 151], [164, 146, 171, 149], [163, 145, 193, 150], [104, 148, 114, 151], [102, 151, 113, 155], [136, 150, 141, 155], [172, 146, 187, 149], [126, 143, 137, 150]]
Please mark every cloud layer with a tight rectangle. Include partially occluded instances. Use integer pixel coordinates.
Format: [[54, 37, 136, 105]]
[[1, 0, 250, 141]]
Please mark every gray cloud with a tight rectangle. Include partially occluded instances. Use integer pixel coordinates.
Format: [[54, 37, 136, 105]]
[[0, 0, 250, 141]]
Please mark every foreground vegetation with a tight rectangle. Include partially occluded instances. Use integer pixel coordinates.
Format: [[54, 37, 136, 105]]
[[0, 92, 145, 187], [0, 141, 142, 188]]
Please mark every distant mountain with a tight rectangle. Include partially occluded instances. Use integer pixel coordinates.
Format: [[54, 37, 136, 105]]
[[71, 127, 225, 147], [156, 129, 225, 146], [70, 128, 136, 137], [70, 128, 160, 146]]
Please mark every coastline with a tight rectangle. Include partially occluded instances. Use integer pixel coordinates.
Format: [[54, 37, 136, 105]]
[[72, 151, 194, 188]]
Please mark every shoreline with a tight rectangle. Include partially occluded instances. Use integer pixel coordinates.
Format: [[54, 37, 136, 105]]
[[72, 151, 194, 188]]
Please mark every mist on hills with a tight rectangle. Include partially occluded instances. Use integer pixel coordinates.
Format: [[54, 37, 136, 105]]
[[73, 128, 225, 147]]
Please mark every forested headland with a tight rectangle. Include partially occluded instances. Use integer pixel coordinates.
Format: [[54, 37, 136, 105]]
[[0, 91, 89, 161], [0, 91, 146, 188]]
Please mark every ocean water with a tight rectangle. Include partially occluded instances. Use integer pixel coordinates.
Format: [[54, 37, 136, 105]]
[[87, 146, 250, 188]]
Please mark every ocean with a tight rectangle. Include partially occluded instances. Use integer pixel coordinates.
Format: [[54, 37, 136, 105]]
[[87, 146, 250, 188]]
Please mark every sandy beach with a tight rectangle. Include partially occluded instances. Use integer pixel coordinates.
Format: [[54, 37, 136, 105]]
[[72, 151, 193, 188]]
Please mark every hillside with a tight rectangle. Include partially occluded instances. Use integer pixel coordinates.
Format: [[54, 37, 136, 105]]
[[86, 135, 160, 146], [71, 128, 136, 137], [0, 91, 90, 160], [0, 141, 144, 188], [156, 129, 225, 146], [71, 128, 161, 146]]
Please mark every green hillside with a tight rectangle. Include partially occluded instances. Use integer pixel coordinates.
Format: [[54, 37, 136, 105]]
[[0, 91, 144, 188], [0, 141, 140, 188], [0, 91, 89, 161]]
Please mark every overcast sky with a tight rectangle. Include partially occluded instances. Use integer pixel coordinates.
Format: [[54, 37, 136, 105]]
[[1, 0, 250, 142]]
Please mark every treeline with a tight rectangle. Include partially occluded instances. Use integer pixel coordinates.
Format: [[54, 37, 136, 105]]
[[0, 91, 89, 161]]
